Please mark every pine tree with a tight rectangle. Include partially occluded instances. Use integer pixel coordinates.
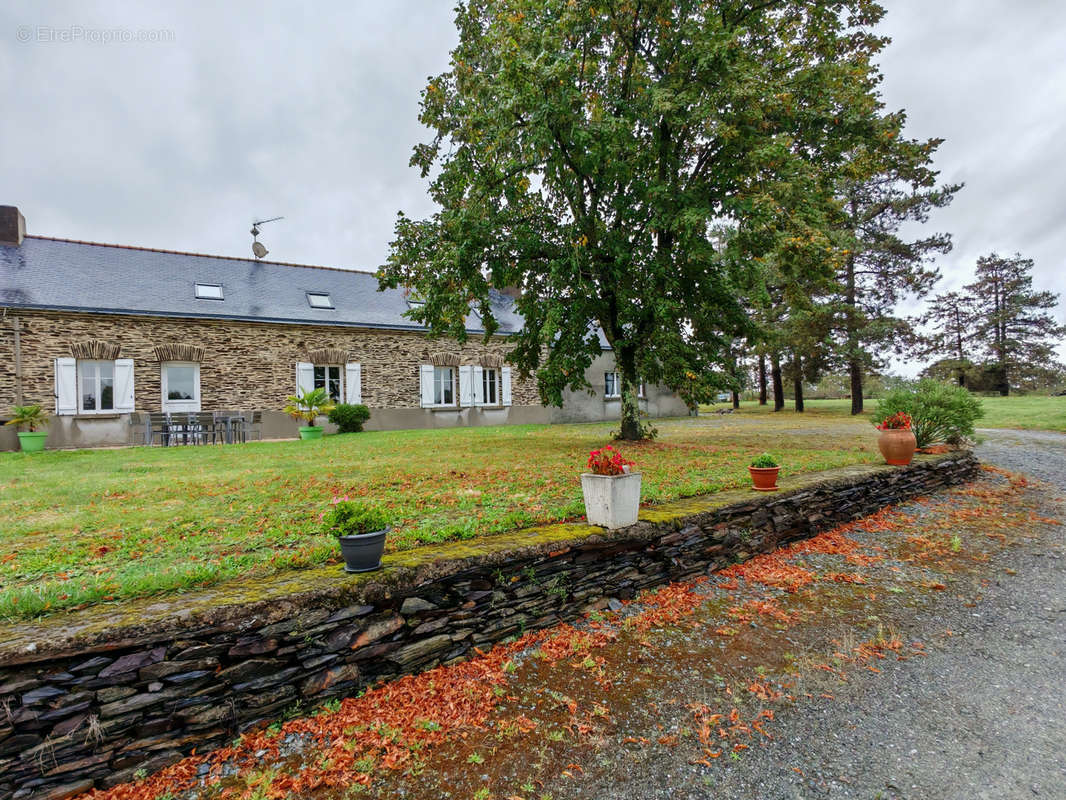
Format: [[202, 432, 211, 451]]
[[833, 116, 960, 415], [918, 291, 977, 386], [964, 253, 1065, 395]]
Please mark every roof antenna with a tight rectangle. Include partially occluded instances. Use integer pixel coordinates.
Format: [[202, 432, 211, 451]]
[[250, 216, 284, 259]]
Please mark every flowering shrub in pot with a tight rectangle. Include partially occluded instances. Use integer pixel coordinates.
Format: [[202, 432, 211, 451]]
[[581, 445, 641, 529], [322, 498, 390, 573], [748, 452, 780, 491], [874, 411, 917, 466]]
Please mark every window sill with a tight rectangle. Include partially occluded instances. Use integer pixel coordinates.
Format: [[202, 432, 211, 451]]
[[73, 413, 124, 420], [426, 405, 460, 412]]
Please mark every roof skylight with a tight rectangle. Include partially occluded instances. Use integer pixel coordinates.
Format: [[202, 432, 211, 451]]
[[306, 291, 334, 309], [195, 283, 224, 300]]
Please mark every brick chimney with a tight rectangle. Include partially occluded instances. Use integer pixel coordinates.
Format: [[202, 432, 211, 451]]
[[0, 206, 26, 246]]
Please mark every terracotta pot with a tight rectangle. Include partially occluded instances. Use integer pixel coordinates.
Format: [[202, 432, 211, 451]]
[[748, 466, 780, 492], [878, 428, 917, 466]]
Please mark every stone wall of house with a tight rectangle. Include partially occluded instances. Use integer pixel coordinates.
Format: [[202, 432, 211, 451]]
[[0, 453, 978, 799], [0, 310, 541, 414]]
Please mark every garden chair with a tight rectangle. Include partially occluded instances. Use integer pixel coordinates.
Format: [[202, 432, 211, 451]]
[[147, 412, 172, 446], [241, 411, 263, 442], [188, 412, 219, 445], [126, 412, 149, 445]]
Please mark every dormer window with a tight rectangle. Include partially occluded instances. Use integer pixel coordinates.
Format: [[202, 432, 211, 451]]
[[306, 292, 334, 309], [195, 283, 224, 300]]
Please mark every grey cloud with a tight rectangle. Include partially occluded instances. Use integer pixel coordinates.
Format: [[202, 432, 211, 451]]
[[2, 1, 1063, 370]]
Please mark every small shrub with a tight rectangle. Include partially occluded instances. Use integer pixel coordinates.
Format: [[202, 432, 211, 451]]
[[329, 403, 371, 433], [874, 379, 984, 448], [749, 453, 778, 469], [321, 500, 390, 537]]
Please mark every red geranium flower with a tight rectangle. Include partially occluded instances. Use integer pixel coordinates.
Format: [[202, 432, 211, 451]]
[[586, 445, 635, 476]]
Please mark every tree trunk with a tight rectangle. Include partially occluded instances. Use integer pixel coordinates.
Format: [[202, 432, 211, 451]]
[[792, 356, 805, 413], [758, 355, 767, 405], [953, 305, 966, 387], [731, 390, 740, 409], [849, 358, 863, 415], [771, 353, 784, 412], [844, 251, 863, 415], [615, 346, 644, 440]]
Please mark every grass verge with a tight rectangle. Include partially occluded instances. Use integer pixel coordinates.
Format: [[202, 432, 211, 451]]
[[0, 414, 876, 619]]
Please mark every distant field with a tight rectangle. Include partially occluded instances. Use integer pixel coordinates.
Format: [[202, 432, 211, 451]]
[[712, 395, 1066, 433]]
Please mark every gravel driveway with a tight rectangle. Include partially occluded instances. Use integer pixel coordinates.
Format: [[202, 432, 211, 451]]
[[588, 429, 1066, 800]]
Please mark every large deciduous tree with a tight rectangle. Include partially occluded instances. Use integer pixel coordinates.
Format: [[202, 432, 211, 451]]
[[833, 119, 960, 415], [381, 0, 891, 439]]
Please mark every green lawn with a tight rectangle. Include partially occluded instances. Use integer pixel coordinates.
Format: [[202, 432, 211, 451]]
[[0, 414, 878, 619], [720, 394, 1066, 432]]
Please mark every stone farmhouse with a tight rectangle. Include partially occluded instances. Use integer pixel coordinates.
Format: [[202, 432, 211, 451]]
[[0, 205, 688, 449]]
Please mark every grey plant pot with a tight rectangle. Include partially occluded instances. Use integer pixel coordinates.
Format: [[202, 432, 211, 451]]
[[337, 527, 389, 573]]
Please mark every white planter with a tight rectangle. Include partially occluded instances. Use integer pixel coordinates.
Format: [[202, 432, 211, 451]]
[[581, 471, 642, 529]]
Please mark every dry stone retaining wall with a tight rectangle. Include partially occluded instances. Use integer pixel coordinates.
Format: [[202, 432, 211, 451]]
[[0, 453, 978, 799]]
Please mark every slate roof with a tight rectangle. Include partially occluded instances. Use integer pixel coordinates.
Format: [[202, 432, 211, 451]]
[[0, 236, 524, 335]]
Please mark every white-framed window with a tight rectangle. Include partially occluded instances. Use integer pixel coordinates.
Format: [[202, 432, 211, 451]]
[[313, 365, 343, 403], [194, 283, 224, 300], [296, 362, 361, 404], [434, 366, 455, 405], [55, 358, 135, 416], [80, 360, 115, 413], [420, 364, 457, 407], [161, 362, 201, 412], [482, 367, 498, 405], [604, 371, 645, 399], [605, 371, 620, 398]]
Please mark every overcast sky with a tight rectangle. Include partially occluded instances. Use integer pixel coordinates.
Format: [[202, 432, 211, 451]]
[[3, 1, 1063, 373]]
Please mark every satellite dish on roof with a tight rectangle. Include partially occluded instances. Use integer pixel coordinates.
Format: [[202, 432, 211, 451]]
[[250, 215, 283, 260]]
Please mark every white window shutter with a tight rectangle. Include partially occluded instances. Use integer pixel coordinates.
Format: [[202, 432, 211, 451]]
[[113, 359, 135, 412], [345, 362, 362, 404], [55, 357, 77, 415], [472, 365, 484, 405], [193, 366, 202, 412], [296, 362, 315, 395], [501, 366, 513, 406], [458, 365, 474, 407], [419, 364, 436, 407]]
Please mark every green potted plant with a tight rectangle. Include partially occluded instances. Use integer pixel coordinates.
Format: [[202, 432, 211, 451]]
[[5, 404, 49, 453], [284, 387, 336, 440], [322, 498, 391, 573], [581, 446, 640, 529], [748, 453, 780, 491]]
